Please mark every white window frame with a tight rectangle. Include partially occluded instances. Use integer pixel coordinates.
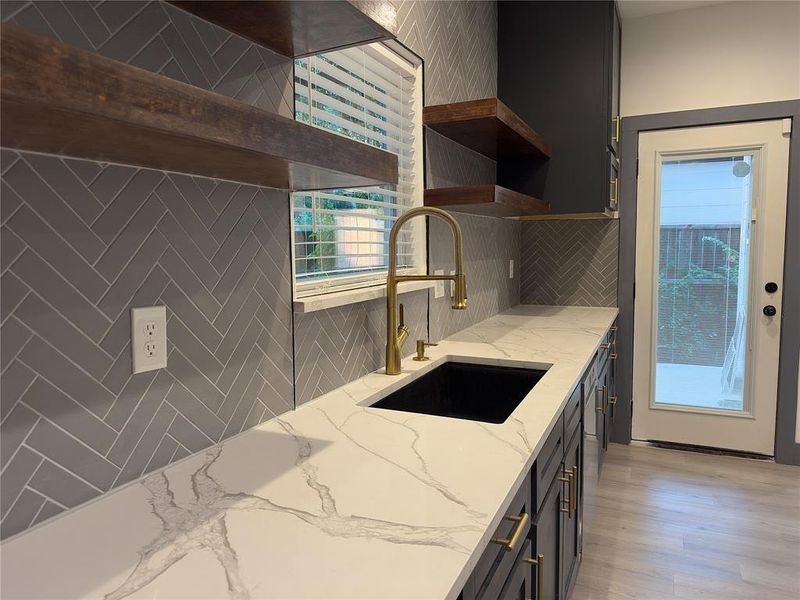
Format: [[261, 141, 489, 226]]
[[291, 41, 425, 303]]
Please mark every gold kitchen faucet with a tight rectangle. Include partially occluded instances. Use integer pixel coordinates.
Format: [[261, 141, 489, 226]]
[[385, 207, 467, 375]]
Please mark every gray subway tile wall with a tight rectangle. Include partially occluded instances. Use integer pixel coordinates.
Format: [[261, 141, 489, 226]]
[[291, 0, 504, 402], [293, 290, 429, 406], [0, 152, 294, 538], [0, 0, 521, 539], [430, 214, 522, 341], [1, 0, 297, 538], [520, 219, 619, 307]]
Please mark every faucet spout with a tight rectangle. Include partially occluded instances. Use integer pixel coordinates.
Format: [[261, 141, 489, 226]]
[[385, 206, 467, 375]]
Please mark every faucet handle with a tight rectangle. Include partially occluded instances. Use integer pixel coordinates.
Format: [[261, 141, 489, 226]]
[[413, 339, 438, 362], [398, 303, 404, 328]]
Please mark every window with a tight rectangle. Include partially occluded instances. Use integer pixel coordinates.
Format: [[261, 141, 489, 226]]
[[292, 42, 424, 297]]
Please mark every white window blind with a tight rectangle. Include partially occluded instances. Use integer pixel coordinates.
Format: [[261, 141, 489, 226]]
[[292, 43, 423, 296]]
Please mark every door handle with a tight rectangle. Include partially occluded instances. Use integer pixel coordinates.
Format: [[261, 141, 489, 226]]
[[763, 305, 777, 317]]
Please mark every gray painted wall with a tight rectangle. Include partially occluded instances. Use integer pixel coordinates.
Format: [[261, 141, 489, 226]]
[[0, 0, 511, 539], [520, 220, 619, 307]]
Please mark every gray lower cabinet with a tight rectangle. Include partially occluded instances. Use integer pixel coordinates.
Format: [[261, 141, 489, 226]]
[[532, 473, 563, 600], [561, 430, 581, 599], [461, 323, 616, 600]]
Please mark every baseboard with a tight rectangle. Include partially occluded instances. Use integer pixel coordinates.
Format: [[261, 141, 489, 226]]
[[634, 439, 774, 461]]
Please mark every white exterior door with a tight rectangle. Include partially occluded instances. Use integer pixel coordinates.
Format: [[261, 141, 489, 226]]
[[633, 120, 790, 454]]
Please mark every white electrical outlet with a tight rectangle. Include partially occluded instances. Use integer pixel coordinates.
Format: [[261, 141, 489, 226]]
[[131, 306, 167, 374], [434, 269, 445, 298], [509, 259, 515, 279]]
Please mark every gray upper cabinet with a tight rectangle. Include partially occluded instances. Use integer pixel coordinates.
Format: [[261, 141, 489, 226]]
[[497, 1, 622, 214]]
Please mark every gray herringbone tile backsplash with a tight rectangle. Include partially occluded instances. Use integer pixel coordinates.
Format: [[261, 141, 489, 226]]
[[292, 0, 501, 404], [0, 0, 295, 539], [520, 220, 619, 307], [0, 151, 294, 539], [0, 0, 539, 540], [430, 215, 521, 341]]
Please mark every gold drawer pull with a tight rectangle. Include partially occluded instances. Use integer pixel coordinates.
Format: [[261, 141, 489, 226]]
[[610, 352, 618, 360], [559, 467, 576, 517], [609, 396, 617, 406], [570, 465, 578, 515], [491, 512, 529, 552], [600, 342, 610, 349], [595, 385, 606, 413], [525, 553, 545, 599]]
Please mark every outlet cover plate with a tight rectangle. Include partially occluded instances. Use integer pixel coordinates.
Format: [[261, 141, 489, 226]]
[[131, 306, 167, 374]]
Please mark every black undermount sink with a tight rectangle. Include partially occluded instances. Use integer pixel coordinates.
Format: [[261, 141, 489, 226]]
[[370, 362, 548, 424]]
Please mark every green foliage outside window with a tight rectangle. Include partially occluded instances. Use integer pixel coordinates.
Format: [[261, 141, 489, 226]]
[[657, 233, 740, 366]]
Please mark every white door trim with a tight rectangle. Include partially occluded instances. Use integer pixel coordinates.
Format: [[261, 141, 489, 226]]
[[632, 120, 790, 454]]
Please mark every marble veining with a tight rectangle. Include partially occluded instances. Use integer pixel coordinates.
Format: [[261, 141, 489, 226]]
[[0, 306, 617, 600]]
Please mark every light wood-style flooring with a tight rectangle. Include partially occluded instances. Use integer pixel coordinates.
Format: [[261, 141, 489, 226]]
[[572, 443, 800, 600]]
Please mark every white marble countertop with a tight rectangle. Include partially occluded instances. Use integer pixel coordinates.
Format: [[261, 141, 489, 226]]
[[0, 305, 617, 600]]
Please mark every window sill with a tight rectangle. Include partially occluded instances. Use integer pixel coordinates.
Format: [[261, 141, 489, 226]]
[[294, 280, 436, 314]]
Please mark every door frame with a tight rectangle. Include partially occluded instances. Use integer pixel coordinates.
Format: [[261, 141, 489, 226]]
[[615, 100, 800, 464]]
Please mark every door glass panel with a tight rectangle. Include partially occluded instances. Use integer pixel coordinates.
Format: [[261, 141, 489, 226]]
[[654, 155, 753, 411]]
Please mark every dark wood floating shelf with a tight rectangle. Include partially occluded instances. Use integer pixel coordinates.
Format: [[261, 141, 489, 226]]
[[425, 185, 550, 218], [423, 98, 552, 161], [169, 0, 397, 58], [0, 24, 397, 192]]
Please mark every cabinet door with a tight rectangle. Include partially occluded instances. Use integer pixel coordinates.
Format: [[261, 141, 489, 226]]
[[532, 475, 563, 600], [497, 540, 534, 600], [561, 432, 582, 599], [607, 1, 621, 155]]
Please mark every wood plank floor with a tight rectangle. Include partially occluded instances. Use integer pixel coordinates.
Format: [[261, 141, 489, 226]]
[[572, 444, 800, 600]]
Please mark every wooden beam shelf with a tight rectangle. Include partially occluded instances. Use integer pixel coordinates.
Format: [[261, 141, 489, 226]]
[[169, 0, 397, 58], [423, 98, 551, 161], [424, 185, 550, 218], [0, 24, 397, 192]]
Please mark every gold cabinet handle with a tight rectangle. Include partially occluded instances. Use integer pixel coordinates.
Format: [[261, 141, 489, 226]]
[[491, 512, 529, 552], [610, 325, 618, 332], [570, 464, 578, 515], [600, 342, 610, 349], [610, 177, 619, 209], [595, 385, 606, 413], [610, 352, 618, 360], [559, 467, 576, 517], [609, 396, 617, 406], [525, 553, 545, 599], [612, 115, 621, 143], [559, 471, 571, 515]]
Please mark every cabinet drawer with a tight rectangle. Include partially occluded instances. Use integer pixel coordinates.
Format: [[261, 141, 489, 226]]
[[533, 415, 563, 512], [562, 384, 581, 448], [470, 472, 532, 600]]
